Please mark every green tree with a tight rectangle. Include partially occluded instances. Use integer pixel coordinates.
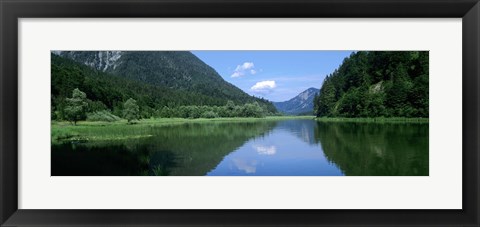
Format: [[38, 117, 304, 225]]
[[158, 106, 172, 118], [316, 77, 337, 117], [337, 88, 364, 117], [364, 92, 386, 117], [225, 100, 236, 117], [242, 102, 265, 118], [201, 111, 219, 118], [64, 88, 89, 125], [314, 51, 428, 118], [189, 106, 201, 118], [386, 63, 413, 116], [123, 98, 140, 123]]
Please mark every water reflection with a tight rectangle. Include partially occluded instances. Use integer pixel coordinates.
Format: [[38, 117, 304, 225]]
[[277, 119, 317, 145], [314, 122, 429, 176], [253, 144, 277, 155], [51, 143, 151, 176], [52, 119, 428, 176], [52, 121, 278, 176], [207, 123, 343, 176]]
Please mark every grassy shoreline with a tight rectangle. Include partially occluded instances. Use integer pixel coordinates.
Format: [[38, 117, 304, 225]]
[[52, 115, 314, 127], [51, 116, 313, 143], [51, 116, 427, 143]]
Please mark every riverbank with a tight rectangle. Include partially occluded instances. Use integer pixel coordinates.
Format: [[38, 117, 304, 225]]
[[51, 116, 313, 143]]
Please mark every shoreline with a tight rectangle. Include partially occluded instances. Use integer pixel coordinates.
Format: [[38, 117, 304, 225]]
[[51, 116, 428, 143]]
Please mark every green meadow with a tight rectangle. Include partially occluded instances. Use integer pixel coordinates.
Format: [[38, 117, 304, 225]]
[[51, 116, 428, 144], [51, 116, 313, 143]]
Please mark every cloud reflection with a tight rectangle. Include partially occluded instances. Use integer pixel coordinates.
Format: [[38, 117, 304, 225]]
[[232, 158, 257, 174], [253, 145, 277, 155]]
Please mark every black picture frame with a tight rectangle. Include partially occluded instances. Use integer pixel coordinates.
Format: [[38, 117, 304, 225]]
[[1, 0, 479, 226]]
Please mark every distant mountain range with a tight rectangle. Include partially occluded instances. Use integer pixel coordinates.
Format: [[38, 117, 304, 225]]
[[273, 88, 320, 115]]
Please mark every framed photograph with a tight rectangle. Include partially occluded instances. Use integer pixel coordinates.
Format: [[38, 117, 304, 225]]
[[1, 0, 478, 226]]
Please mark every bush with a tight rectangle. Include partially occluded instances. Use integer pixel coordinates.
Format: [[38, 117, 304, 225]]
[[86, 111, 122, 122], [201, 111, 218, 119]]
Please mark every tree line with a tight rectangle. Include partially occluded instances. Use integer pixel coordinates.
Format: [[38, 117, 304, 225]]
[[58, 88, 271, 125], [314, 51, 428, 118]]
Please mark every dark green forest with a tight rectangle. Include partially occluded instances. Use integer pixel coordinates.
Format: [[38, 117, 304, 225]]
[[51, 53, 277, 123], [313, 51, 428, 118]]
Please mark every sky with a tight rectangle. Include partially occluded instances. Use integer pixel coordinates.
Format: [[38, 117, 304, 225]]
[[192, 51, 353, 102]]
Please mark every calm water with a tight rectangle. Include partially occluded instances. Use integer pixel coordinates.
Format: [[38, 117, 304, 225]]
[[51, 119, 429, 176]]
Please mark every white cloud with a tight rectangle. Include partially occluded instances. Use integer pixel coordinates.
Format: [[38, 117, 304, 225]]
[[240, 62, 254, 70], [250, 80, 277, 95], [251, 80, 276, 90], [231, 72, 242, 78], [231, 62, 256, 78]]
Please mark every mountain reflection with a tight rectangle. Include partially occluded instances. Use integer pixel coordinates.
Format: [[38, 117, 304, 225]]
[[276, 119, 317, 145]]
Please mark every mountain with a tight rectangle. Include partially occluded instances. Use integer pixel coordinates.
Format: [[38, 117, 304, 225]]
[[314, 51, 428, 118], [54, 51, 265, 104], [51, 51, 277, 119], [273, 88, 319, 115]]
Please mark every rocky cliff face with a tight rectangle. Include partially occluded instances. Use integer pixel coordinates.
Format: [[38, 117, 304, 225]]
[[273, 87, 320, 115], [54, 51, 123, 72]]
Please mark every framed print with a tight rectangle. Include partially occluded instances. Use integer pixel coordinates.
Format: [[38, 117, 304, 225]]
[[1, 0, 479, 226]]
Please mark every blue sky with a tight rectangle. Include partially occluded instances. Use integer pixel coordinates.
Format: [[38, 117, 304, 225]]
[[192, 51, 353, 102]]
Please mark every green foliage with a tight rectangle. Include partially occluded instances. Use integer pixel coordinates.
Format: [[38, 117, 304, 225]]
[[315, 80, 336, 117], [86, 110, 122, 122], [201, 111, 219, 119], [155, 101, 267, 119], [241, 102, 266, 118], [123, 98, 140, 123], [225, 100, 235, 111], [64, 88, 89, 125], [88, 100, 108, 113], [314, 51, 428, 118]]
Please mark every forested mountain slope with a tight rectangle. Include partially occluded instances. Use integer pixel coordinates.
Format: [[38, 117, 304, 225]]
[[51, 53, 276, 119], [55, 51, 270, 104], [314, 51, 428, 118]]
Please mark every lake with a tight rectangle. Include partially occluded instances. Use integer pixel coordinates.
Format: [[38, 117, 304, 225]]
[[51, 119, 429, 176]]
